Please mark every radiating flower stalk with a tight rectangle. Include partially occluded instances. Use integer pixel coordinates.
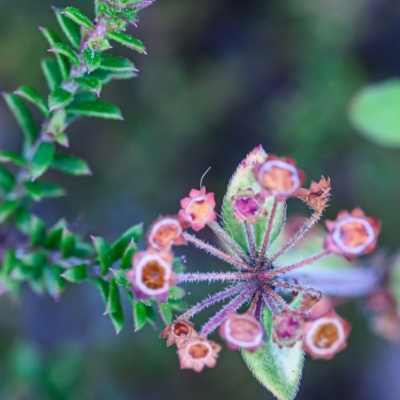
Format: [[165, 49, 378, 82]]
[[126, 145, 385, 382]]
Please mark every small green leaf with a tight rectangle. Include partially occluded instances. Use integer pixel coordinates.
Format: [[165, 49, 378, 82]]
[[53, 133, 69, 148], [49, 43, 80, 67], [241, 307, 304, 400], [111, 224, 143, 261], [111, 269, 130, 288], [158, 303, 173, 324], [107, 31, 146, 54], [15, 207, 31, 234], [74, 240, 94, 258], [74, 76, 102, 96], [53, 7, 81, 49], [132, 299, 147, 331], [92, 236, 112, 275], [24, 181, 66, 201], [62, 7, 94, 29], [41, 59, 62, 92], [46, 109, 67, 136], [66, 100, 123, 120], [105, 278, 121, 314], [90, 277, 109, 304], [168, 286, 186, 299], [350, 79, 400, 148], [0, 200, 18, 224], [0, 166, 15, 194], [30, 215, 47, 247], [82, 49, 101, 73], [120, 241, 137, 270], [31, 142, 55, 180], [45, 219, 67, 249], [91, 69, 135, 84], [2, 249, 19, 276], [43, 266, 66, 299], [61, 264, 88, 282], [109, 306, 125, 334], [222, 146, 285, 252], [100, 54, 137, 73], [51, 154, 91, 176], [0, 151, 26, 167], [61, 228, 76, 258], [2, 93, 38, 144], [14, 86, 50, 118], [168, 299, 187, 312], [40, 27, 69, 80], [49, 88, 74, 112]]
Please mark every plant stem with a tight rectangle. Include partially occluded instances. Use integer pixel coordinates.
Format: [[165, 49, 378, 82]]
[[244, 222, 257, 259]]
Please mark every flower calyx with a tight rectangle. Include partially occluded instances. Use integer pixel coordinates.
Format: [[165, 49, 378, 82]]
[[179, 186, 216, 231], [324, 208, 381, 260], [297, 176, 331, 212], [177, 336, 221, 372], [219, 312, 264, 352], [272, 310, 304, 348], [160, 318, 197, 347], [231, 188, 267, 224]]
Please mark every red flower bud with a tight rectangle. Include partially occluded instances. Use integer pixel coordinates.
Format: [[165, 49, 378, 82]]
[[272, 310, 304, 348]]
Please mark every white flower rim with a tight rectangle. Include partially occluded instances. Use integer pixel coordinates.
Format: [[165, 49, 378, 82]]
[[135, 254, 171, 296], [225, 316, 263, 348], [186, 196, 212, 222], [257, 160, 300, 196], [185, 340, 212, 361], [332, 216, 375, 255], [148, 218, 182, 249], [306, 317, 345, 356]]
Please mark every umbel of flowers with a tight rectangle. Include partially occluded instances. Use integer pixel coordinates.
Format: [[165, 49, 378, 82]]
[[126, 146, 381, 398]]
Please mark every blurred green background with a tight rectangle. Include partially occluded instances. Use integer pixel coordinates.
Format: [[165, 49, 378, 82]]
[[1, 0, 400, 399]]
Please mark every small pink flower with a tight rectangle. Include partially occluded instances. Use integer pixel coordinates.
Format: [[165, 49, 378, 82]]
[[253, 155, 305, 200], [146, 215, 187, 251], [323, 208, 381, 260], [160, 319, 198, 347], [126, 249, 176, 303], [303, 310, 351, 360], [306, 296, 333, 320], [177, 336, 221, 372], [179, 186, 216, 231], [231, 188, 267, 224], [272, 310, 304, 348], [219, 312, 264, 352]]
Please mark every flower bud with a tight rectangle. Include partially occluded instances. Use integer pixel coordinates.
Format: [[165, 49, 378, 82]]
[[272, 310, 304, 348], [231, 188, 267, 224], [219, 312, 264, 352], [160, 319, 197, 347]]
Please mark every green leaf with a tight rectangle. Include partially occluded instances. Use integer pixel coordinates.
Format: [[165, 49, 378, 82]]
[[51, 154, 91, 176], [45, 219, 67, 249], [25, 181, 66, 201], [82, 49, 101, 73], [120, 241, 137, 270], [168, 286, 186, 300], [66, 100, 123, 120], [92, 236, 112, 275], [109, 306, 125, 335], [90, 277, 109, 304], [61, 228, 76, 258], [53, 7, 81, 49], [49, 88, 74, 112], [2, 93, 38, 144], [61, 264, 88, 282], [49, 43, 80, 67], [168, 299, 187, 312], [2, 249, 19, 276], [111, 269, 130, 288], [0, 151, 26, 167], [349, 79, 400, 148], [40, 27, 69, 80], [15, 207, 31, 234], [242, 306, 304, 400], [14, 86, 50, 118], [132, 299, 147, 331], [46, 109, 67, 136], [74, 76, 102, 96], [30, 215, 47, 247], [222, 146, 285, 252], [43, 266, 66, 299], [31, 142, 55, 180], [158, 303, 173, 324], [107, 31, 146, 54], [111, 224, 143, 261], [91, 69, 135, 85], [62, 7, 94, 30], [105, 278, 120, 314], [0, 166, 15, 194], [0, 200, 18, 224], [100, 54, 137, 73], [41, 59, 62, 91]]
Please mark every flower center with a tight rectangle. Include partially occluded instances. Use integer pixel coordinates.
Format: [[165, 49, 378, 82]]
[[173, 322, 190, 337], [236, 197, 260, 219], [187, 198, 212, 223], [142, 261, 166, 289], [277, 317, 300, 339], [258, 160, 299, 195], [150, 219, 181, 248], [313, 322, 339, 349], [187, 342, 210, 360], [333, 217, 374, 254], [229, 319, 261, 343]]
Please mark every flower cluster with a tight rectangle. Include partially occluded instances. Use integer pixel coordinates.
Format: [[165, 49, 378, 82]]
[[126, 147, 382, 375]]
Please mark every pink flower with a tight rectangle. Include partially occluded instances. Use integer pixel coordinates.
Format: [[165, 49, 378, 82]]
[[179, 187, 216, 231], [160, 319, 198, 347], [253, 155, 305, 200], [272, 310, 304, 348], [219, 312, 264, 352], [126, 249, 176, 303], [303, 310, 351, 360], [231, 188, 267, 224], [177, 336, 221, 372], [146, 215, 187, 251], [323, 208, 381, 260]]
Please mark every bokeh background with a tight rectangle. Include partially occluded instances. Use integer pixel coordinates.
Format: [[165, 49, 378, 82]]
[[0, 0, 400, 399]]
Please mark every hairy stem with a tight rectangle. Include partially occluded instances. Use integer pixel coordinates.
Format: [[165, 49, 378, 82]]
[[262, 293, 280, 315], [263, 285, 290, 312], [177, 272, 252, 283], [249, 292, 261, 313], [244, 222, 257, 259]]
